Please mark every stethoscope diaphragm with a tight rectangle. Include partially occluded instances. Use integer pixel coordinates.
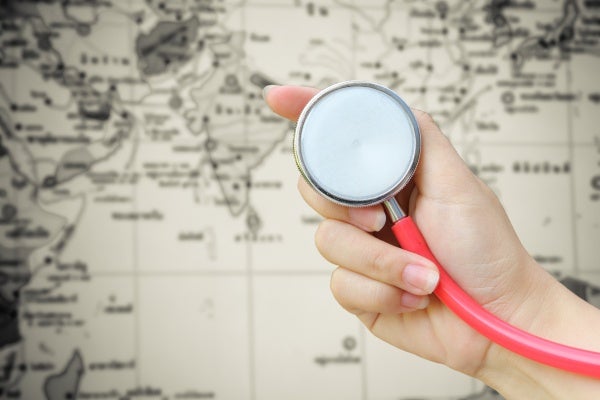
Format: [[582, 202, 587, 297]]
[[294, 81, 420, 207]]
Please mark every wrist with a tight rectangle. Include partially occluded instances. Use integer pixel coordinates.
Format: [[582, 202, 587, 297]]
[[482, 330, 600, 400], [476, 263, 600, 399]]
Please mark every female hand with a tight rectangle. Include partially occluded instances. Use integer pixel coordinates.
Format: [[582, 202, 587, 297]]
[[264, 85, 600, 398]]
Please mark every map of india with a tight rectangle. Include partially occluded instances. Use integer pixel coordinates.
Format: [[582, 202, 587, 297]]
[[0, 0, 599, 399]]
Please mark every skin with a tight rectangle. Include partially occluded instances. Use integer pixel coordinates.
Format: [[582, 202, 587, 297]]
[[264, 85, 600, 399]]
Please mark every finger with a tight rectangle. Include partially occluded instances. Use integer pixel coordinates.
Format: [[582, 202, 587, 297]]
[[330, 267, 430, 315], [316, 219, 439, 295], [263, 85, 320, 122], [410, 109, 483, 203], [298, 177, 386, 232]]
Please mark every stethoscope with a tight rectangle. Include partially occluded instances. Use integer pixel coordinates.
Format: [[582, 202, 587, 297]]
[[293, 81, 600, 378]]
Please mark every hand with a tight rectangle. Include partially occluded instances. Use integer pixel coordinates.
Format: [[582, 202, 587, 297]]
[[264, 85, 600, 398]]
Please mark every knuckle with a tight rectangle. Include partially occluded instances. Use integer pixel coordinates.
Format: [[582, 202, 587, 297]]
[[314, 219, 337, 255], [329, 268, 353, 311], [329, 268, 343, 297], [369, 245, 392, 278]]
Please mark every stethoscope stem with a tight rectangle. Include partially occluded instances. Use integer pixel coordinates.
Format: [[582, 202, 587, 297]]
[[383, 197, 406, 223]]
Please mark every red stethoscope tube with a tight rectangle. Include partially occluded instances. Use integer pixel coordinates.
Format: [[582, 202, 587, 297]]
[[392, 217, 600, 378], [392, 216, 600, 378]]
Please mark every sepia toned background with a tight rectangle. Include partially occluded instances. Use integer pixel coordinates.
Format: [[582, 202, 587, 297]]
[[0, 1, 599, 399]]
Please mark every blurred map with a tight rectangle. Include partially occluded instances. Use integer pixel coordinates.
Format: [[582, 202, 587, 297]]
[[0, 0, 599, 399]]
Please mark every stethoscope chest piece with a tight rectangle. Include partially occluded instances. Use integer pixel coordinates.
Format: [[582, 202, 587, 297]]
[[294, 81, 420, 207]]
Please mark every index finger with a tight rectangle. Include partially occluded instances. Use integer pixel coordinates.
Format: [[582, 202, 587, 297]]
[[263, 85, 319, 121]]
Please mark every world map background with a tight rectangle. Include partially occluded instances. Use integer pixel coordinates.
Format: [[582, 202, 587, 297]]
[[0, 0, 599, 399]]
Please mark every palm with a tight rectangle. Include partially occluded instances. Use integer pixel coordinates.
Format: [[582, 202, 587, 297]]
[[363, 186, 511, 376], [364, 294, 489, 375]]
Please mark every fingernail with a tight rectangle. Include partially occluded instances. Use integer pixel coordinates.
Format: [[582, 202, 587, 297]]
[[262, 84, 278, 100], [348, 207, 386, 232], [401, 292, 430, 310], [403, 264, 439, 294]]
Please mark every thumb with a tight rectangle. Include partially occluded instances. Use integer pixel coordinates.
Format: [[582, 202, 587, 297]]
[[411, 109, 485, 205]]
